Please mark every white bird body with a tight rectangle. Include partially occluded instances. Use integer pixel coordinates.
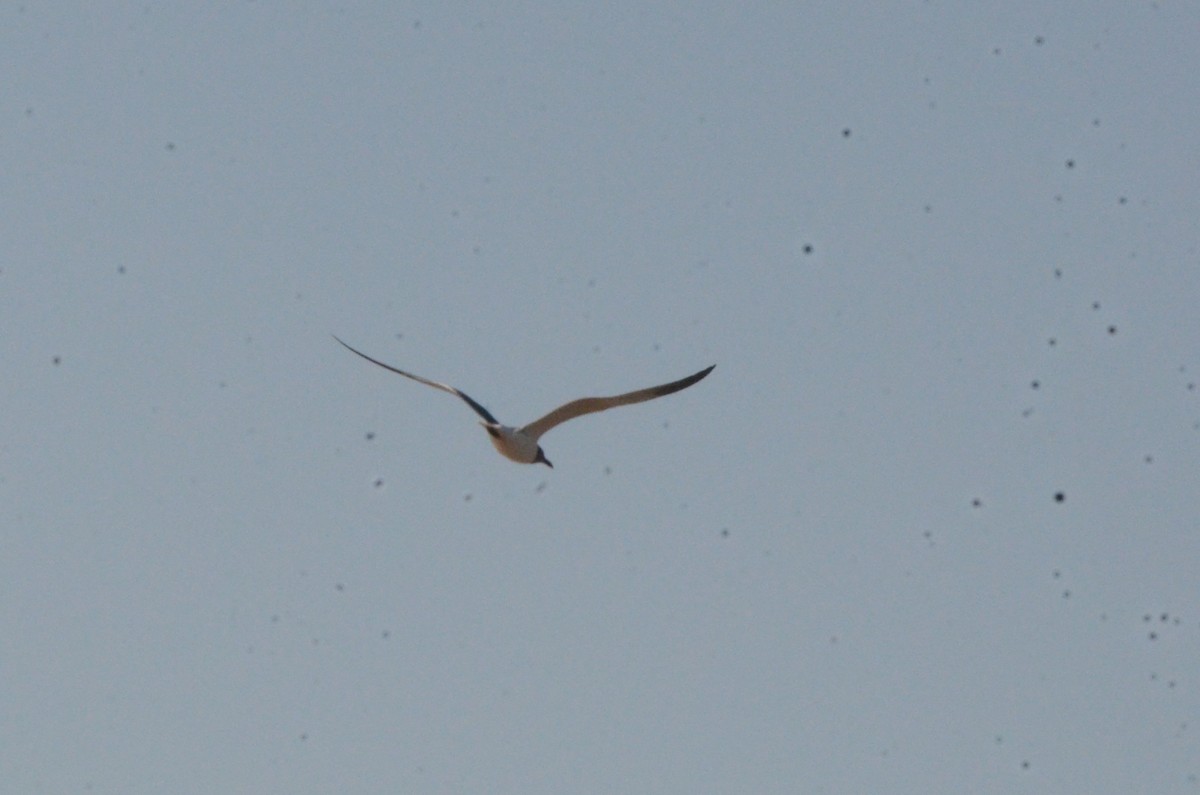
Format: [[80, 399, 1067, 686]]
[[334, 336, 713, 467], [482, 423, 543, 464]]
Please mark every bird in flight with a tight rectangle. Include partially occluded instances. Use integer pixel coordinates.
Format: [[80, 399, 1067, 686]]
[[334, 336, 714, 468]]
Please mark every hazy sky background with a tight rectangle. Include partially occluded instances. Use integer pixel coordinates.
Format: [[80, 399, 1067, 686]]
[[3, 3, 1198, 792]]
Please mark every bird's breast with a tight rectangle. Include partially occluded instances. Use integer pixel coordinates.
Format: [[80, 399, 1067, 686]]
[[484, 424, 540, 464], [487, 427, 540, 463]]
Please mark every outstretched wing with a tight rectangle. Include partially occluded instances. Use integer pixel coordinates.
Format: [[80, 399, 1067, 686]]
[[520, 364, 714, 442], [333, 336, 499, 424]]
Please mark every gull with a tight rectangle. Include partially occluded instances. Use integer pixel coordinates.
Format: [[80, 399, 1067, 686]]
[[334, 336, 714, 468]]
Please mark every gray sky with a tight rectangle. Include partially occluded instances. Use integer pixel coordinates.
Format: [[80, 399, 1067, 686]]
[[3, 3, 1198, 792]]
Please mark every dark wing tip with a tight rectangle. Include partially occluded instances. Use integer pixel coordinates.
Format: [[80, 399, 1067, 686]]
[[650, 364, 716, 398], [332, 334, 366, 357], [682, 363, 717, 385], [332, 335, 397, 371]]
